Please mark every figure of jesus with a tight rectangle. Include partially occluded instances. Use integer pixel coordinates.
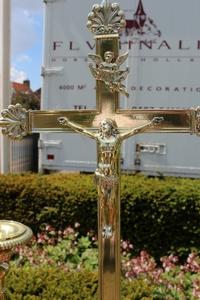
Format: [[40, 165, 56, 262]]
[[58, 116, 163, 238]]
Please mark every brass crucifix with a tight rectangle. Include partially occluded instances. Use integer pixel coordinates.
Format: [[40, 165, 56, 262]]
[[0, 1, 200, 299]]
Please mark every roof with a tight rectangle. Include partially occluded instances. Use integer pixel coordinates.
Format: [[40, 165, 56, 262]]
[[12, 82, 32, 94]]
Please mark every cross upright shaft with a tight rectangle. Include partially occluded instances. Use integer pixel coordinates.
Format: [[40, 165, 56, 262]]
[[58, 5, 164, 299]]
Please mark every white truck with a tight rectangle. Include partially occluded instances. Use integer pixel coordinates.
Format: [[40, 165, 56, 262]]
[[40, 0, 200, 177]]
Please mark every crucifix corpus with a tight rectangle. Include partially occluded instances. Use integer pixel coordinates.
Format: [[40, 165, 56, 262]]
[[1, 1, 200, 299]]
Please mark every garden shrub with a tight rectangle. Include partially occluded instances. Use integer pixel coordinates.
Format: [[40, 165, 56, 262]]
[[7, 251, 200, 299], [6, 265, 154, 299], [120, 175, 200, 259], [1, 173, 200, 258]]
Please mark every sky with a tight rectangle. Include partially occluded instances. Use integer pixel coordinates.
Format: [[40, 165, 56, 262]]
[[11, 0, 43, 91]]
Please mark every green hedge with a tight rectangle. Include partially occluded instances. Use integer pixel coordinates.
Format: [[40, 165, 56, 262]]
[[0, 174, 97, 233], [6, 265, 153, 299], [1, 173, 200, 258]]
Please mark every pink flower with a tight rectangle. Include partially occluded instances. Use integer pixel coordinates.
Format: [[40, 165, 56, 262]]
[[192, 279, 200, 298], [182, 253, 200, 273], [74, 222, 80, 228], [45, 225, 55, 232], [160, 254, 179, 272], [123, 251, 157, 279], [122, 241, 128, 250], [63, 226, 74, 236]]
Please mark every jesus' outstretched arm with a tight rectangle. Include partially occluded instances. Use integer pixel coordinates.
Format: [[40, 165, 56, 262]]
[[58, 117, 96, 140], [120, 117, 164, 141]]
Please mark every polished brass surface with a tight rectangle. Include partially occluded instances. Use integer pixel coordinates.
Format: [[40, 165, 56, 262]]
[[29, 108, 191, 133], [0, 105, 192, 136], [0, 220, 32, 299]]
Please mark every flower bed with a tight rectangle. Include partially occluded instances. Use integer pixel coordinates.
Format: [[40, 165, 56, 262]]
[[7, 223, 200, 299]]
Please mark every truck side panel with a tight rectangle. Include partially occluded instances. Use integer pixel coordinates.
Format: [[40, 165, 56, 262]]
[[41, 0, 200, 176]]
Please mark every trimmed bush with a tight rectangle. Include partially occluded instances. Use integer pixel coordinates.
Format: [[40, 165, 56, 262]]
[[0, 173, 97, 235], [1, 173, 200, 258], [6, 265, 154, 299], [120, 175, 200, 259]]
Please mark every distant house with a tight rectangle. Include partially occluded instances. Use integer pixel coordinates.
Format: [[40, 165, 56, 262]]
[[10, 79, 40, 173], [11, 80, 40, 110], [34, 88, 41, 99], [12, 79, 32, 95]]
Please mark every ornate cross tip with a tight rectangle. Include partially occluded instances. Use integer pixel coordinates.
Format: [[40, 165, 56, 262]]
[[192, 106, 200, 136], [0, 103, 29, 140], [87, 1, 126, 35]]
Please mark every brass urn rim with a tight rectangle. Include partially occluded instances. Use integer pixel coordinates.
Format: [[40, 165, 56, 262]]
[[0, 220, 33, 250]]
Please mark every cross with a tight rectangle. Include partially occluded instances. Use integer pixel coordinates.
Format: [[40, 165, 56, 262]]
[[0, 1, 200, 299]]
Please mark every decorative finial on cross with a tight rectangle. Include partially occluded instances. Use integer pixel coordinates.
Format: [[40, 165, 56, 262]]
[[192, 107, 200, 136], [87, 1, 129, 96], [0, 104, 28, 139], [87, 1, 126, 35]]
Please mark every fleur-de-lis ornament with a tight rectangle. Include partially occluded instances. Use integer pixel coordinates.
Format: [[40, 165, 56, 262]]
[[0, 104, 29, 139], [87, 0, 126, 35]]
